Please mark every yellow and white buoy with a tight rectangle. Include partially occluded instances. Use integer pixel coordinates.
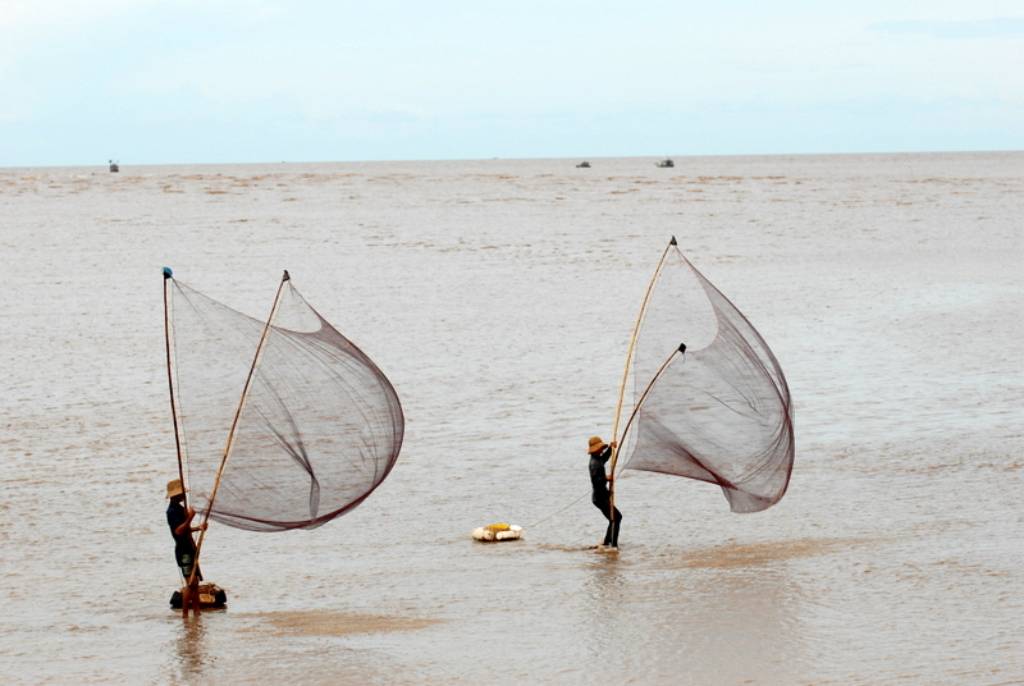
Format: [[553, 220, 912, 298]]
[[472, 522, 524, 542]]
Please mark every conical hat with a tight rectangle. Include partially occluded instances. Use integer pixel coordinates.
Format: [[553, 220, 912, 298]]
[[166, 479, 184, 499]]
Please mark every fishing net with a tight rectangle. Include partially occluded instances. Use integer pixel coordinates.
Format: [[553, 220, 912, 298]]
[[168, 275, 404, 531], [619, 246, 794, 512]]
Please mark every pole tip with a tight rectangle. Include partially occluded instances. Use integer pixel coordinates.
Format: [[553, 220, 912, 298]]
[[282, 269, 291, 281], [678, 342, 687, 354], [163, 266, 173, 279], [669, 236, 677, 246]]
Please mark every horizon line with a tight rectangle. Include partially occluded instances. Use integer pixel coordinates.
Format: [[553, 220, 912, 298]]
[[2, 147, 1022, 171]]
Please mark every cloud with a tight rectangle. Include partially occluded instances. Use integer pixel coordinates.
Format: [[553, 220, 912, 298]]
[[868, 16, 1024, 39], [2, 3, 1023, 164], [0, 0, 158, 29]]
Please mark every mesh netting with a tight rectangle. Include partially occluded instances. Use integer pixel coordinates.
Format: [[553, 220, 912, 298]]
[[620, 247, 794, 513], [169, 277, 404, 531]]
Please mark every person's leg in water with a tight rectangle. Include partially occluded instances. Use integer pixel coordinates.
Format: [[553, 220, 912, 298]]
[[593, 496, 622, 548], [179, 554, 203, 618], [188, 576, 201, 617], [603, 506, 622, 547]]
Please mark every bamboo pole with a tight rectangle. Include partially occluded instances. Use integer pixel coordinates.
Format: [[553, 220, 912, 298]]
[[163, 268, 188, 511], [606, 237, 677, 546], [185, 270, 290, 598]]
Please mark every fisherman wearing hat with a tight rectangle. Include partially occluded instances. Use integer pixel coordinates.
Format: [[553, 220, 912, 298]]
[[165, 479, 206, 589], [588, 436, 622, 549]]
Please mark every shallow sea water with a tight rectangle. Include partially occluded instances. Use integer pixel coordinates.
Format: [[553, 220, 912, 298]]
[[1, 153, 1022, 684]]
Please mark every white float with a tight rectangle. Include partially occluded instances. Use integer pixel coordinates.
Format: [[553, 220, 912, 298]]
[[472, 522, 524, 542]]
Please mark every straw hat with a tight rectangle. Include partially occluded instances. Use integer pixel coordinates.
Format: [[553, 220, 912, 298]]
[[588, 436, 607, 455], [166, 479, 184, 499]]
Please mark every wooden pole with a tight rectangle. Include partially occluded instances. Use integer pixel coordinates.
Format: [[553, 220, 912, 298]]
[[185, 270, 291, 599], [163, 268, 188, 512], [165, 268, 199, 618], [606, 238, 677, 544]]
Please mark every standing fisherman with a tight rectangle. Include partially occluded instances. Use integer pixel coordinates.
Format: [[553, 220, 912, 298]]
[[166, 479, 206, 616], [588, 436, 622, 549]]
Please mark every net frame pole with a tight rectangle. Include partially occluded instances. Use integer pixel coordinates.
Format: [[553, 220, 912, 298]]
[[606, 237, 676, 541], [163, 269, 188, 512], [615, 344, 686, 451], [186, 270, 290, 592]]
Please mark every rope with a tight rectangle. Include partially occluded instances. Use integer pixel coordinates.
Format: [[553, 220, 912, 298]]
[[525, 490, 590, 530]]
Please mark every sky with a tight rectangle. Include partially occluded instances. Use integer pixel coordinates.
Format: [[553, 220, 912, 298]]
[[0, 0, 1022, 166]]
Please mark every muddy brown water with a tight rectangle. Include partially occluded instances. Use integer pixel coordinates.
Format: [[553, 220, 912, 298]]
[[1, 153, 1021, 684]]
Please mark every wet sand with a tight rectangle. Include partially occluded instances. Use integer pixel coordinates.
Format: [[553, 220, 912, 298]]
[[239, 611, 440, 637]]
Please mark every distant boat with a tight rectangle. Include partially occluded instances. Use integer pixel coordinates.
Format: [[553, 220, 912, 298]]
[[576, 161, 591, 169], [108, 160, 120, 173], [656, 158, 674, 168]]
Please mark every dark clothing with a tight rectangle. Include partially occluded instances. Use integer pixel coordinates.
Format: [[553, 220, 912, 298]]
[[167, 501, 195, 557], [589, 445, 612, 495], [167, 501, 201, 581], [592, 496, 622, 547], [589, 445, 622, 547]]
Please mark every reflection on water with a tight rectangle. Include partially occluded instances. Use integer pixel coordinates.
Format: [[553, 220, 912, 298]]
[[581, 549, 806, 685], [172, 616, 213, 681]]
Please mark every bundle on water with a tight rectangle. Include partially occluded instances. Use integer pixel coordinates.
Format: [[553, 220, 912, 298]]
[[169, 583, 227, 610], [161, 267, 404, 616], [472, 522, 524, 542]]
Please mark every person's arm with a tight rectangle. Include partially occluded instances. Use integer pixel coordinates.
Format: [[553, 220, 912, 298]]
[[605, 441, 617, 480], [174, 507, 206, 535]]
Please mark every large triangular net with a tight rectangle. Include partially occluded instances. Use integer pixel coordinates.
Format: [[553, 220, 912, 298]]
[[168, 277, 404, 531], [620, 247, 794, 512]]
